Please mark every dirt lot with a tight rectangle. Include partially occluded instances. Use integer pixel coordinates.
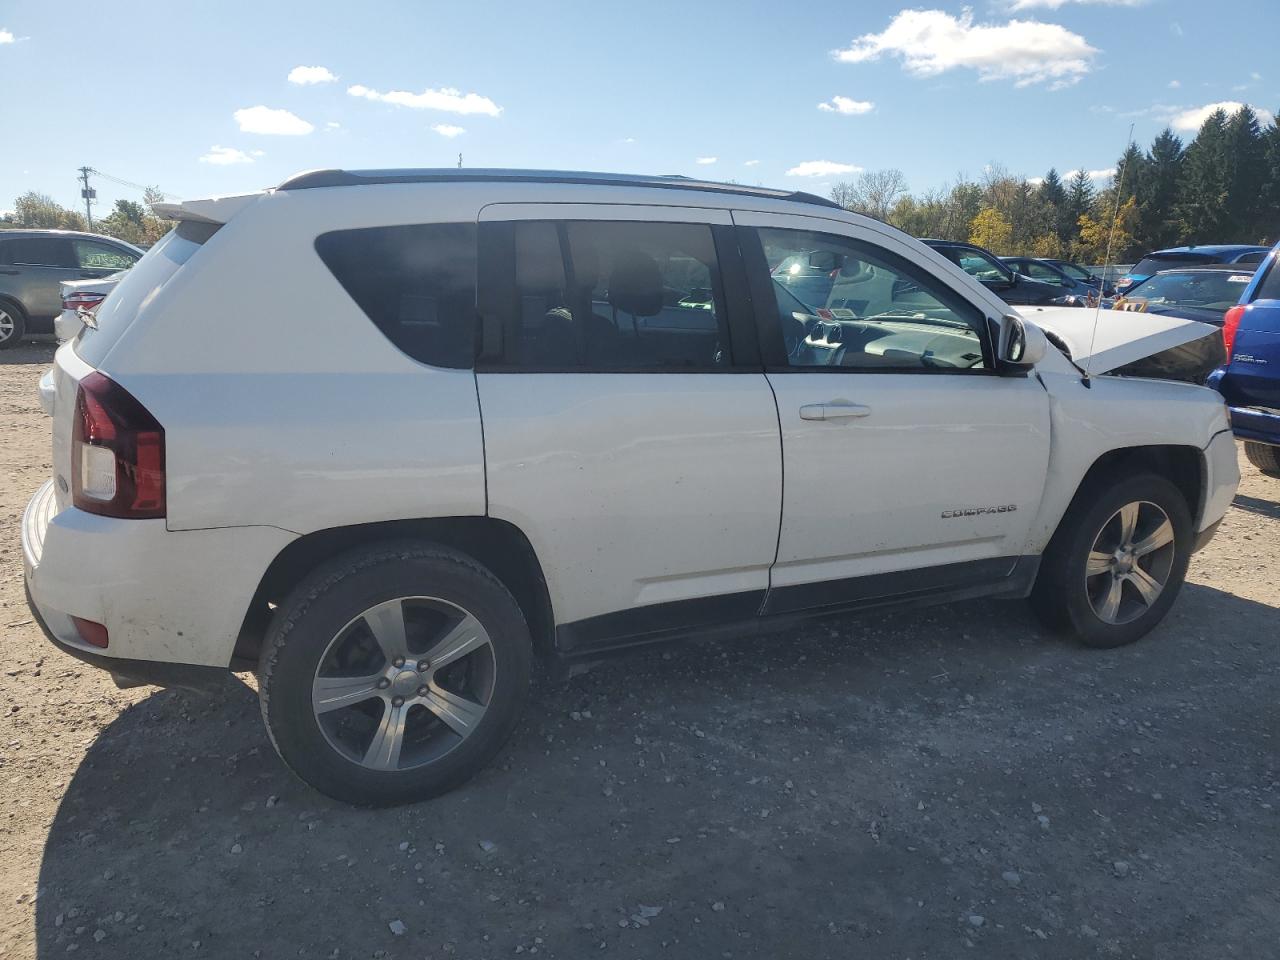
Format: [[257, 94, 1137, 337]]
[[1, 340, 1276, 960]]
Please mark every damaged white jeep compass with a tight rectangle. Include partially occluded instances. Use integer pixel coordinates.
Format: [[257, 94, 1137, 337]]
[[22, 170, 1240, 805]]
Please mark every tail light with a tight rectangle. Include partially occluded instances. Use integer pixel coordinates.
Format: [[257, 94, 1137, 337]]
[[1222, 305, 1245, 361], [62, 291, 107, 312], [71, 372, 166, 518]]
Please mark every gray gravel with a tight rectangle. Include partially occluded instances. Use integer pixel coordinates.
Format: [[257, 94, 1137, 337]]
[[1, 341, 1277, 959]]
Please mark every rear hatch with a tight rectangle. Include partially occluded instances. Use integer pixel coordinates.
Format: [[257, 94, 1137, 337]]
[[48, 218, 224, 513], [1221, 257, 1280, 411]]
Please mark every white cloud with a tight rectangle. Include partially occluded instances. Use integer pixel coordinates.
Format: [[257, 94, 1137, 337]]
[[288, 65, 337, 85], [1008, 0, 1145, 8], [786, 160, 862, 177], [1251, 71, 1262, 81], [620, 137, 636, 144], [818, 95, 875, 115], [1171, 101, 1274, 131], [1168, 79, 1180, 89], [200, 145, 257, 165], [234, 105, 314, 135], [744, 160, 760, 167], [695, 157, 717, 165], [432, 123, 465, 138], [1064, 167, 1117, 182], [1170, 21, 1183, 36], [326, 121, 341, 129], [347, 84, 502, 116], [1027, 176, 1045, 186], [0, 29, 14, 44], [833, 9, 1097, 88]]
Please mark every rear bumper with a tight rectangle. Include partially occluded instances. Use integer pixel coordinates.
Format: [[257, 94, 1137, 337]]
[[21, 478, 295, 675], [1227, 405, 1280, 446]]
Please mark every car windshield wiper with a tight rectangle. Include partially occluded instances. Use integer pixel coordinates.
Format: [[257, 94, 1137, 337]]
[[859, 312, 973, 330]]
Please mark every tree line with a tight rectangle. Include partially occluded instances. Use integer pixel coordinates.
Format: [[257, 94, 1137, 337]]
[[829, 104, 1280, 264], [1, 188, 171, 247]]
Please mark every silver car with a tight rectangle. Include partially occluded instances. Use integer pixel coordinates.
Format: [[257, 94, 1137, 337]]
[[0, 229, 142, 348]]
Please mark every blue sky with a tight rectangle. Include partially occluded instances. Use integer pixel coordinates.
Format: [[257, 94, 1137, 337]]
[[1, 0, 1277, 215]]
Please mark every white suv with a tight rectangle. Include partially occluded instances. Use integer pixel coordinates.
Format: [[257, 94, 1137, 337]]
[[21, 170, 1239, 805]]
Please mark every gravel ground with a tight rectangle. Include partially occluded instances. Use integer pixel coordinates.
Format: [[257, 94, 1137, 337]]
[[1, 340, 1277, 959]]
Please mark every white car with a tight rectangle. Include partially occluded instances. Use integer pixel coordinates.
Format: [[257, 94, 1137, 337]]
[[55, 273, 124, 341], [21, 169, 1239, 805]]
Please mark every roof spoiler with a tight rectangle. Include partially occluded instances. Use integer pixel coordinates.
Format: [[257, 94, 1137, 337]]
[[151, 193, 259, 225]]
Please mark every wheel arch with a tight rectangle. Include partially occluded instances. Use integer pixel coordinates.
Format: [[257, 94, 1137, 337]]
[[233, 517, 555, 669], [1052, 444, 1205, 545]]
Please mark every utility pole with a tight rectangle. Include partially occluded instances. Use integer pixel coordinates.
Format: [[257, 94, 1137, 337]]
[[458, 153, 463, 169], [77, 167, 95, 227]]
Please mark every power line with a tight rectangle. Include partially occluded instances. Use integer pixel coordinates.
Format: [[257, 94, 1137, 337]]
[[85, 168, 180, 201]]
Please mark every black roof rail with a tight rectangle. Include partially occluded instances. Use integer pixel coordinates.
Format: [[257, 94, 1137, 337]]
[[275, 168, 841, 209]]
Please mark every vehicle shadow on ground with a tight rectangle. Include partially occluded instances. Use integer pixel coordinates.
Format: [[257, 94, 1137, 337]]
[[34, 582, 1280, 959], [1231, 491, 1280, 519], [0, 340, 56, 365]]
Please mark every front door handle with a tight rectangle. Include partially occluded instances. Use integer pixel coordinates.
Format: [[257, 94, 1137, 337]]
[[799, 401, 872, 421]]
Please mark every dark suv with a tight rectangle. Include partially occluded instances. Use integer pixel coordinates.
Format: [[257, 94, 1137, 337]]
[[923, 240, 1077, 306], [1208, 243, 1280, 476], [0, 230, 142, 347]]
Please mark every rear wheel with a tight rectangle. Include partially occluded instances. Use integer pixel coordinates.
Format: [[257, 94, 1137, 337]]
[[258, 542, 533, 806], [1031, 473, 1192, 648], [1244, 440, 1280, 478], [0, 301, 27, 349]]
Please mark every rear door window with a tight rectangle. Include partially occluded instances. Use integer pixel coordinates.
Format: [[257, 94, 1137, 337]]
[[6, 237, 76, 268], [315, 223, 478, 369], [490, 220, 731, 370]]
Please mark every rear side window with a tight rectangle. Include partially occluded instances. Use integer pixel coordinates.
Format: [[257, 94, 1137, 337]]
[[1256, 258, 1280, 301], [315, 223, 477, 369], [74, 239, 138, 271], [490, 220, 731, 370], [5, 237, 75, 268]]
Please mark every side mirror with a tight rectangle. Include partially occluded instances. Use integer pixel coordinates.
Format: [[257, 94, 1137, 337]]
[[998, 314, 1047, 370]]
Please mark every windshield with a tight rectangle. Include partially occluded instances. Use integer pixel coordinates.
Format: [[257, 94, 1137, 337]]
[[1132, 253, 1212, 275], [75, 220, 219, 367], [1124, 270, 1252, 312]]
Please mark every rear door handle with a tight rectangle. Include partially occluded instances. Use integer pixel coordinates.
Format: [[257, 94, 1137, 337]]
[[799, 401, 872, 421]]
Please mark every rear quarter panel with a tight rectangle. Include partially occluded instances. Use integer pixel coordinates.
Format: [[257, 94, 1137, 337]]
[[94, 187, 491, 533]]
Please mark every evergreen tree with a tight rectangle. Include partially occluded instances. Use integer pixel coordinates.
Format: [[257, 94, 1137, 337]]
[[1178, 108, 1232, 243], [1036, 168, 1069, 244], [1138, 128, 1184, 250], [1262, 115, 1280, 243], [1223, 105, 1268, 242], [1064, 169, 1096, 246], [1115, 143, 1147, 206]]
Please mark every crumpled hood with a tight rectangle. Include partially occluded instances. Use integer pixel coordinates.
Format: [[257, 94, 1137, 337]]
[[1016, 305, 1222, 374]]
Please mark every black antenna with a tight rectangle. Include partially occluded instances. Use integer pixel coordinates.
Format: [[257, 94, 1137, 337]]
[[1082, 122, 1136, 386]]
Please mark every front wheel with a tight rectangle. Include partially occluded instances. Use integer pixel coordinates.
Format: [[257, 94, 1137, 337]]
[[1031, 473, 1192, 648], [258, 543, 533, 806]]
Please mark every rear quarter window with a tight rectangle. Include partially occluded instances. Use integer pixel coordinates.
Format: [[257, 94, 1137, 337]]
[[1133, 254, 1210, 274], [1257, 258, 1280, 301], [314, 223, 478, 369]]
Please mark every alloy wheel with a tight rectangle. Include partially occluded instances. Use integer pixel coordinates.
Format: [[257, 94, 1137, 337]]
[[0, 309, 14, 343], [311, 597, 496, 771], [1085, 500, 1176, 625]]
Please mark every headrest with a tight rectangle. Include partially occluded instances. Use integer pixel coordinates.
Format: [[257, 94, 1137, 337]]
[[607, 249, 664, 317]]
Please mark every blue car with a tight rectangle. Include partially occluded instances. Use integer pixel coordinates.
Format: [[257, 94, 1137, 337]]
[[1207, 243, 1280, 476], [1116, 244, 1270, 295]]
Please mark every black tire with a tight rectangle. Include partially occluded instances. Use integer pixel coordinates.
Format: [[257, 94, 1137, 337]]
[[258, 541, 533, 806], [1031, 472, 1192, 649], [1244, 441, 1280, 478], [0, 300, 27, 350]]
